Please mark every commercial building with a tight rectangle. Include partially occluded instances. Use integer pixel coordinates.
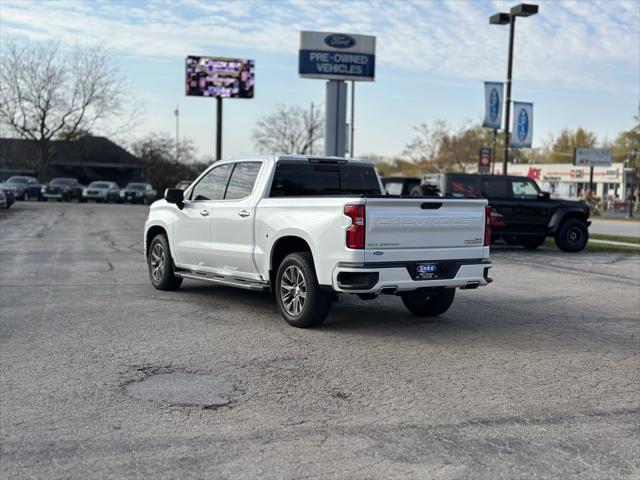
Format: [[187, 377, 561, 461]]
[[0, 136, 146, 186], [505, 163, 634, 199]]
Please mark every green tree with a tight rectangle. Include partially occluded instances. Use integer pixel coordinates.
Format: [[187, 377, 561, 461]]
[[543, 127, 597, 163], [611, 109, 640, 165]]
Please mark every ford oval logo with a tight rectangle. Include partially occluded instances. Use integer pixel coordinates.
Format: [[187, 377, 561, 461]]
[[373, 251, 384, 256], [517, 108, 529, 141], [324, 34, 356, 49], [489, 88, 499, 122]]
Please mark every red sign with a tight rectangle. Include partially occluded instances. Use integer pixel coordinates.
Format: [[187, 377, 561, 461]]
[[479, 148, 491, 173]]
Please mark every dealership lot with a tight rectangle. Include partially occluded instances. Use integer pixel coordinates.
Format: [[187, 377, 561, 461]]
[[1, 202, 639, 479]]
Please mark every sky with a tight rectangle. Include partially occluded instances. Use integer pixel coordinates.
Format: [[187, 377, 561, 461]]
[[1, 0, 638, 160]]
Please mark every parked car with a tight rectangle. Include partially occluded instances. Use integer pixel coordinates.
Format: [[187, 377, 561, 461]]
[[42, 178, 84, 202], [82, 181, 120, 203], [2, 176, 42, 200], [415, 173, 590, 252], [144, 156, 492, 328], [0, 183, 16, 208], [120, 182, 157, 204], [175, 180, 192, 191], [0, 189, 7, 209]]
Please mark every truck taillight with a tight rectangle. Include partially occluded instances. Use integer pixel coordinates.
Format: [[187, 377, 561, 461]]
[[484, 205, 492, 246], [344, 204, 365, 249]]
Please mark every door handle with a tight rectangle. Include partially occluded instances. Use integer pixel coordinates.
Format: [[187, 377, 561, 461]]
[[200, 209, 211, 217], [237, 210, 250, 218]]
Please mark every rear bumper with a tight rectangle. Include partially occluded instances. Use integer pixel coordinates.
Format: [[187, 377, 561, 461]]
[[43, 193, 64, 199], [332, 259, 492, 293]]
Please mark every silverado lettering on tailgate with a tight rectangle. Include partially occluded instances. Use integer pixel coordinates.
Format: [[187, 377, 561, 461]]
[[374, 217, 481, 228]]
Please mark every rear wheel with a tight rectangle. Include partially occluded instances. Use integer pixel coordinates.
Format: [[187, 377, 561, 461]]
[[519, 236, 546, 250], [555, 218, 588, 252], [147, 234, 183, 290], [401, 288, 456, 317], [275, 252, 331, 328]]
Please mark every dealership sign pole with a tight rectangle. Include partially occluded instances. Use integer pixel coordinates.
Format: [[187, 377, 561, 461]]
[[299, 31, 375, 157], [185, 56, 255, 160]]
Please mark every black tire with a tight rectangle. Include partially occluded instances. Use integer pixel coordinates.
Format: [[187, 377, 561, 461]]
[[275, 252, 331, 328], [519, 236, 546, 250], [554, 218, 589, 252], [401, 288, 456, 317], [409, 185, 425, 197], [147, 234, 183, 291]]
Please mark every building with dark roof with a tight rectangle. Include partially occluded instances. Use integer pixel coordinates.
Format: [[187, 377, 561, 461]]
[[0, 136, 147, 187]]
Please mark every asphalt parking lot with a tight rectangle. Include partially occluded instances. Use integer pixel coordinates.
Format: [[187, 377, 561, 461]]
[[1, 202, 639, 479]]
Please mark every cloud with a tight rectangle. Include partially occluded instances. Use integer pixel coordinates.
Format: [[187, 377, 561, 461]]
[[1, 0, 638, 95]]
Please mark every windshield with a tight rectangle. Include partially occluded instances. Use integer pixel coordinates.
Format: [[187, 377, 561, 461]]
[[50, 178, 75, 186], [125, 183, 146, 190], [88, 182, 111, 189], [7, 177, 28, 184]]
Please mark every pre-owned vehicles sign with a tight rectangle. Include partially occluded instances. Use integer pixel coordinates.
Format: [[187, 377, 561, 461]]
[[299, 31, 376, 81]]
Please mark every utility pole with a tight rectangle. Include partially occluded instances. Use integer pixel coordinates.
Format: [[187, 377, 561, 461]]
[[175, 105, 179, 162], [309, 102, 314, 155]]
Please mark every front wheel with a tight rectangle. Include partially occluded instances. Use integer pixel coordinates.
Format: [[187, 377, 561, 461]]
[[401, 288, 455, 317], [275, 252, 331, 328], [147, 234, 183, 290], [555, 218, 588, 252]]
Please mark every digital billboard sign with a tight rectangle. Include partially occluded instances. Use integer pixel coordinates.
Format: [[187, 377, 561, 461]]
[[186, 56, 255, 98]]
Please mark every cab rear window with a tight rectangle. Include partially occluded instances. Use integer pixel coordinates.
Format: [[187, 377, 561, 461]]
[[270, 162, 380, 197]]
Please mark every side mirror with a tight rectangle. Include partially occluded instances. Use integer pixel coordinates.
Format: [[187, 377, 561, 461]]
[[164, 188, 184, 209], [539, 191, 550, 201]]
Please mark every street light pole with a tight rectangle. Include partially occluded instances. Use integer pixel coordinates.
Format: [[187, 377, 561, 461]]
[[490, 3, 539, 175], [503, 16, 516, 175]]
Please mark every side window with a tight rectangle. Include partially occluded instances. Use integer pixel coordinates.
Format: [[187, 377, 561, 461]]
[[225, 162, 262, 200], [190, 164, 233, 201], [447, 176, 479, 198], [481, 178, 510, 198], [512, 180, 539, 198]]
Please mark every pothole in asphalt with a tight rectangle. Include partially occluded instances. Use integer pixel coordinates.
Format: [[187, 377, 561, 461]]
[[125, 373, 235, 408]]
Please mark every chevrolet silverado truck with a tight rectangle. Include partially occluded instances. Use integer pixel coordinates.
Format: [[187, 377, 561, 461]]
[[144, 156, 492, 328]]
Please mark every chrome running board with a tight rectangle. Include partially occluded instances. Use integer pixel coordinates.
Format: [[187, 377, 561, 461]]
[[175, 271, 269, 291]]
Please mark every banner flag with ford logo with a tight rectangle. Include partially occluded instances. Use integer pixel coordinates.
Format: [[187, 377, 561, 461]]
[[482, 82, 503, 130], [511, 101, 533, 148], [299, 31, 376, 82]]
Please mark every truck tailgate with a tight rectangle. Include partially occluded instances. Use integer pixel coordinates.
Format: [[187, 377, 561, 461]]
[[364, 197, 488, 262]]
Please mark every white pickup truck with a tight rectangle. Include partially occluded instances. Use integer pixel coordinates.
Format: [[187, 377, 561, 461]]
[[144, 156, 492, 328]]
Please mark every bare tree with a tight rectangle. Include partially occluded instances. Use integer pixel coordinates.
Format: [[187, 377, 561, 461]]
[[252, 104, 323, 155], [0, 39, 136, 178], [131, 133, 206, 193]]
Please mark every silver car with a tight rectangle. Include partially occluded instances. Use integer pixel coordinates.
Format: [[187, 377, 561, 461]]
[[81, 181, 120, 203], [120, 182, 157, 204]]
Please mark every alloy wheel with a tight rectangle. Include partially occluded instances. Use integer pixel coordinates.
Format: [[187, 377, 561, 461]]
[[150, 243, 165, 282], [280, 265, 307, 316]]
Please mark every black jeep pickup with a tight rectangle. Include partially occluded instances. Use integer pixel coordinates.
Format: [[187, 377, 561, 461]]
[[411, 173, 590, 252]]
